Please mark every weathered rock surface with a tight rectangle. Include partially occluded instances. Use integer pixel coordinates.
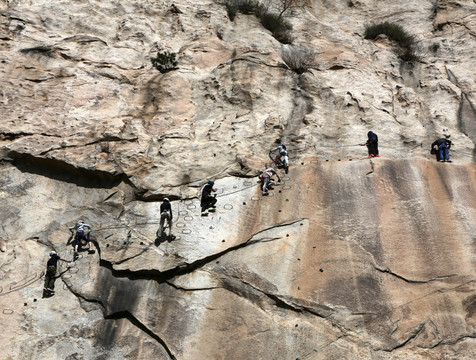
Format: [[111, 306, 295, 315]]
[[0, 0, 475, 359]]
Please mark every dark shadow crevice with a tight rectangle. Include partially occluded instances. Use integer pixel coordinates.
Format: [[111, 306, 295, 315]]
[[104, 310, 177, 360]]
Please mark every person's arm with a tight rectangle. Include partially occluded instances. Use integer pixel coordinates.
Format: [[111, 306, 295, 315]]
[[273, 170, 281, 182], [60, 257, 72, 263]]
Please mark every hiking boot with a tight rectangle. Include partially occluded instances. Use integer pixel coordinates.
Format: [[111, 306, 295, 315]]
[[375, 155, 380, 157], [368, 154, 374, 158]]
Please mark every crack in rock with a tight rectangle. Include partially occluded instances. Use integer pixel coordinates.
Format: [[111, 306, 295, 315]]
[[101, 219, 307, 280], [165, 280, 220, 292], [427, 333, 476, 349], [378, 322, 426, 352], [104, 310, 177, 360], [374, 266, 458, 284]]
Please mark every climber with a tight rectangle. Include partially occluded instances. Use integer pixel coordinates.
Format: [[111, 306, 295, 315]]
[[44, 251, 71, 296], [363, 131, 379, 157], [157, 198, 173, 237], [69, 220, 94, 259], [431, 135, 452, 162], [270, 144, 289, 174], [201, 180, 218, 214], [259, 167, 281, 195]]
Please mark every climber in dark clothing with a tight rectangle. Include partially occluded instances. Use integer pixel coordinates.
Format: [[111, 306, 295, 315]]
[[44, 251, 71, 295], [158, 198, 173, 237], [431, 136, 452, 162], [364, 131, 379, 157], [201, 180, 217, 213]]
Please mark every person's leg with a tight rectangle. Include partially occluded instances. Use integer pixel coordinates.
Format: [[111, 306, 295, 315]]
[[444, 147, 449, 161], [46, 266, 56, 291], [159, 214, 165, 236], [439, 146, 444, 161], [74, 236, 80, 252], [44, 272, 50, 290], [167, 214, 172, 236], [370, 142, 377, 156], [375, 143, 379, 156], [262, 177, 269, 194], [284, 155, 289, 167]]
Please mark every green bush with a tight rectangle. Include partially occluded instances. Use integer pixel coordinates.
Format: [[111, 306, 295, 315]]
[[225, 0, 293, 44], [364, 22, 418, 61], [151, 51, 178, 73], [225, 0, 259, 20], [259, 12, 292, 33]]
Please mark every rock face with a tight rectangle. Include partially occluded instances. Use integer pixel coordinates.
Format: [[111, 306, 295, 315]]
[[0, 0, 475, 359]]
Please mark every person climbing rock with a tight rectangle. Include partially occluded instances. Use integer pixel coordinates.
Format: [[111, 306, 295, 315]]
[[259, 167, 280, 195], [431, 135, 452, 162], [69, 220, 94, 259], [270, 144, 289, 174], [43, 251, 71, 296], [158, 198, 173, 237], [201, 180, 218, 214], [363, 131, 379, 157]]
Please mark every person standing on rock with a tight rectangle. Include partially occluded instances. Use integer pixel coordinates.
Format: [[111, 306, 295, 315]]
[[259, 167, 281, 195], [431, 135, 452, 162], [363, 131, 379, 158], [201, 180, 218, 214], [157, 198, 173, 237], [270, 144, 289, 174], [44, 251, 71, 296], [69, 220, 94, 259]]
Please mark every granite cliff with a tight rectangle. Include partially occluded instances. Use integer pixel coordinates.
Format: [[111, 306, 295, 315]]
[[0, 0, 475, 359]]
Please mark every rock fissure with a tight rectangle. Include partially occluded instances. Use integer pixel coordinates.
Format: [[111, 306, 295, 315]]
[[104, 310, 177, 360], [239, 277, 335, 319], [100, 219, 305, 280], [379, 322, 426, 352], [426, 332, 476, 349], [165, 280, 221, 292], [374, 266, 458, 284]]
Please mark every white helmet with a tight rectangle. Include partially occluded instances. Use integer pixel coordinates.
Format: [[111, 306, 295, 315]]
[[49, 251, 57, 256]]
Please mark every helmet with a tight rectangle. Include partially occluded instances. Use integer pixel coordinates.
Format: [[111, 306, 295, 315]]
[[50, 251, 57, 256], [208, 180, 215, 185], [280, 149, 287, 156], [78, 220, 84, 224], [164, 198, 169, 202]]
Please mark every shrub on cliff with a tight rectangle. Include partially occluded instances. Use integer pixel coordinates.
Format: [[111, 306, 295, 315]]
[[259, 11, 293, 44], [151, 51, 178, 73], [224, 0, 294, 44], [225, 0, 259, 20], [281, 46, 315, 74], [364, 22, 418, 61]]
